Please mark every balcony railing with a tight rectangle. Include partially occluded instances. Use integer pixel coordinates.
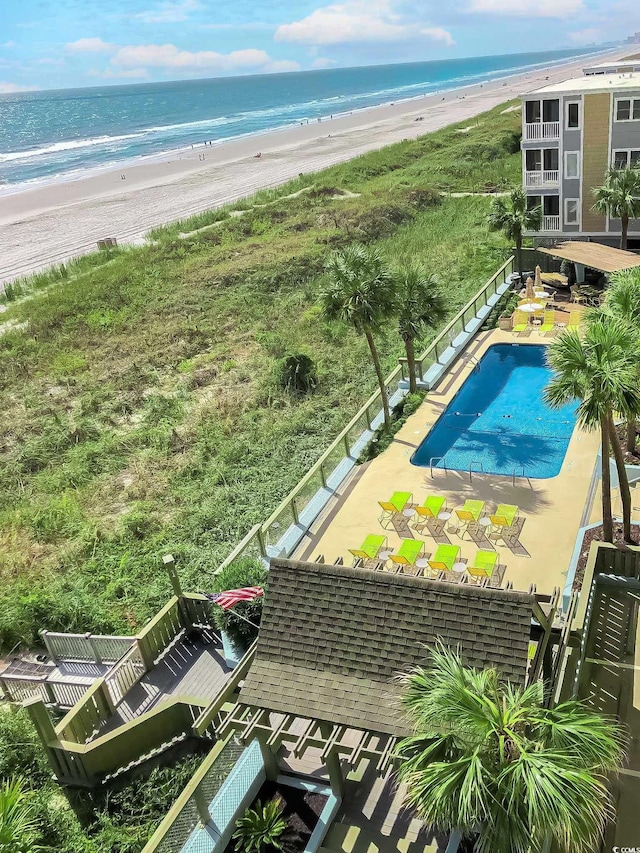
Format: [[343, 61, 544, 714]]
[[524, 170, 559, 188], [542, 215, 561, 232], [524, 122, 560, 141]]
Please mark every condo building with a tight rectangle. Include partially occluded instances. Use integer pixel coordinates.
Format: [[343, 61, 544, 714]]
[[521, 70, 640, 248]]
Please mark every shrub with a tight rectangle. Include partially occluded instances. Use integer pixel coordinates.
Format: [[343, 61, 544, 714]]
[[407, 187, 442, 210], [210, 559, 267, 650], [233, 798, 286, 853], [358, 392, 426, 462], [277, 354, 318, 396], [355, 203, 414, 241]]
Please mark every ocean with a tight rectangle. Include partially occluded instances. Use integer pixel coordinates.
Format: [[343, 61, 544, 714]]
[[0, 48, 597, 189]]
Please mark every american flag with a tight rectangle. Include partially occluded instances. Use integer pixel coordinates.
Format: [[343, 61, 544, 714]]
[[202, 586, 264, 611]]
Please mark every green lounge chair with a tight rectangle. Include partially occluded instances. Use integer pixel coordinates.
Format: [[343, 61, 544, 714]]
[[538, 310, 556, 336], [454, 499, 485, 523], [428, 544, 460, 572], [467, 549, 499, 581], [489, 504, 519, 529], [512, 310, 531, 337], [389, 538, 424, 568], [349, 534, 387, 563], [378, 490, 413, 528]]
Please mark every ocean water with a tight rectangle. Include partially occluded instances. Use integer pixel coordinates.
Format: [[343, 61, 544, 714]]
[[411, 344, 577, 479], [0, 48, 596, 189]]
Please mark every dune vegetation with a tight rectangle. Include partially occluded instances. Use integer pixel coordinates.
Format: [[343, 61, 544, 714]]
[[0, 101, 521, 652]]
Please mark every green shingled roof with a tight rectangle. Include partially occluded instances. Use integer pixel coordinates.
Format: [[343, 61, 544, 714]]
[[239, 559, 535, 737]]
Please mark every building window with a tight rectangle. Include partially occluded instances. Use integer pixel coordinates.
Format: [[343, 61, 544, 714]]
[[613, 150, 640, 169], [565, 199, 580, 225], [615, 98, 640, 121], [525, 100, 541, 124], [566, 101, 580, 129], [565, 151, 580, 179]]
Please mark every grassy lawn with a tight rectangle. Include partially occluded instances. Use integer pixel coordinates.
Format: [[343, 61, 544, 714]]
[[0, 101, 521, 651]]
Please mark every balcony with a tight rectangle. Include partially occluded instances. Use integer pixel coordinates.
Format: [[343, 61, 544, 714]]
[[524, 122, 560, 141], [524, 170, 559, 188], [542, 215, 561, 232]]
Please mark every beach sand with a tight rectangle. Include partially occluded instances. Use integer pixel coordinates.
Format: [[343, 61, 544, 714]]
[[0, 49, 623, 284]]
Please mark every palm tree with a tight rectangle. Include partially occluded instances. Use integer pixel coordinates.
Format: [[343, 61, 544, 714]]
[[395, 644, 624, 853], [390, 262, 447, 394], [0, 777, 43, 853], [322, 245, 396, 428], [545, 312, 640, 543], [592, 167, 640, 250], [602, 269, 640, 453], [487, 188, 542, 284]]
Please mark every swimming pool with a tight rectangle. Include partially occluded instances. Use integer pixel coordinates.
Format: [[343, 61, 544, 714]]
[[411, 343, 577, 479]]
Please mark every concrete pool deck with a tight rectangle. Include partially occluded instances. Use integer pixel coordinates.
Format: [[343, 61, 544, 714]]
[[296, 329, 600, 596]]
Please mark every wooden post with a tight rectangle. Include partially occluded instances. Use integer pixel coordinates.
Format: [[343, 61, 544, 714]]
[[87, 633, 103, 664], [24, 698, 69, 781], [194, 783, 211, 825], [325, 749, 344, 798], [163, 554, 182, 597], [256, 735, 279, 781], [40, 630, 58, 663]]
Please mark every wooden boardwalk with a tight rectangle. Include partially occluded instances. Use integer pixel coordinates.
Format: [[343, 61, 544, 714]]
[[101, 631, 232, 733]]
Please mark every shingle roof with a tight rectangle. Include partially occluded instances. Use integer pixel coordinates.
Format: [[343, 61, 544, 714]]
[[240, 559, 535, 736]]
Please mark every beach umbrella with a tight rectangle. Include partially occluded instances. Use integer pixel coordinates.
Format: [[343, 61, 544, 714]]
[[525, 275, 536, 300], [535, 265, 544, 292]]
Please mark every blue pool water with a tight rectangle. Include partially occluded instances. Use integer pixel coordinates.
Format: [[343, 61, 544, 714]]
[[411, 344, 577, 479]]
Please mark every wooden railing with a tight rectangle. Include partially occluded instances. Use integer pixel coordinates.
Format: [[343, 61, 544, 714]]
[[41, 630, 135, 664], [142, 733, 243, 853], [136, 597, 183, 670], [192, 644, 256, 738], [209, 257, 513, 576], [56, 679, 115, 744], [105, 645, 146, 707]]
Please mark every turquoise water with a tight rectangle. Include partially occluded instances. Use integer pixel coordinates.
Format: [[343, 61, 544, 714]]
[[0, 48, 596, 188], [411, 344, 577, 479]]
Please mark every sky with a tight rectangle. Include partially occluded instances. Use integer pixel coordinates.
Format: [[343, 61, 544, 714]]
[[0, 0, 636, 93]]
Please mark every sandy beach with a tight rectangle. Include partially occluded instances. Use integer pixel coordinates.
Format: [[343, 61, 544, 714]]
[[0, 49, 623, 284]]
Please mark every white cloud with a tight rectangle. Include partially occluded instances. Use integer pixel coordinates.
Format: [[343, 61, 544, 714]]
[[568, 27, 600, 43], [468, 0, 584, 17], [275, 1, 454, 46], [1, 41, 16, 48], [65, 37, 117, 53], [312, 57, 338, 69], [89, 67, 150, 79], [0, 81, 38, 93], [136, 0, 199, 24], [110, 43, 298, 75]]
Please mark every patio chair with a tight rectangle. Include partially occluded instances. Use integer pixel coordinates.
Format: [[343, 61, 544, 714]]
[[411, 495, 447, 533], [378, 491, 412, 528], [451, 499, 484, 529], [427, 543, 461, 572], [538, 310, 557, 336], [568, 311, 581, 327], [511, 310, 532, 338], [389, 539, 425, 571], [466, 549, 499, 583], [570, 286, 586, 305], [488, 504, 519, 533], [349, 534, 388, 567]]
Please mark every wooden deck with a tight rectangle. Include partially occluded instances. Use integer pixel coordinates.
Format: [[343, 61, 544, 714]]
[[101, 631, 233, 733]]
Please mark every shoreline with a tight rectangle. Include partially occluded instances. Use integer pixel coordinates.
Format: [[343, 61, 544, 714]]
[[0, 47, 624, 284], [0, 48, 609, 199]]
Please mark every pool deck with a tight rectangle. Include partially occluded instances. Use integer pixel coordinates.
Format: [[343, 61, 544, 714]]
[[296, 329, 600, 596]]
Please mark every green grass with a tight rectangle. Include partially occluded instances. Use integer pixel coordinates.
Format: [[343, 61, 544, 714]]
[[0, 101, 521, 651]]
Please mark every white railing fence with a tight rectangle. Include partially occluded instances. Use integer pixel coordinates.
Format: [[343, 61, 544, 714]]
[[41, 630, 135, 664], [542, 215, 561, 232], [524, 122, 560, 141], [525, 170, 559, 187]]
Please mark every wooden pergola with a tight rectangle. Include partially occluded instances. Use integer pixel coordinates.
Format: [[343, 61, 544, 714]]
[[538, 242, 640, 275]]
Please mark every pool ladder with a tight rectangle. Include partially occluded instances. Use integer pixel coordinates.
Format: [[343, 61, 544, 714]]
[[511, 465, 533, 489], [429, 457, 448, 477], [468, 460, 484, 483]]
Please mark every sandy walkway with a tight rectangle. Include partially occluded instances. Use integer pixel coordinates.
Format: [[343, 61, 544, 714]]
[[0, 49, 622, 284]]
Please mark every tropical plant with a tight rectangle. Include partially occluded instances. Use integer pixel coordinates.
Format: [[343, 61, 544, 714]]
[[487, 187, 542, 283], [394, 644, 625, 853], [592, 166, 640, 249], [0, 777, 43, 853], [601, 268, 640, 452], [390, 263, 447, 394], [277, 354, 318, 396], [321, 245, 396, 428], [545, 312, 640, 543], [232, 798, 287, 853], [209, 559, 267, 650]]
